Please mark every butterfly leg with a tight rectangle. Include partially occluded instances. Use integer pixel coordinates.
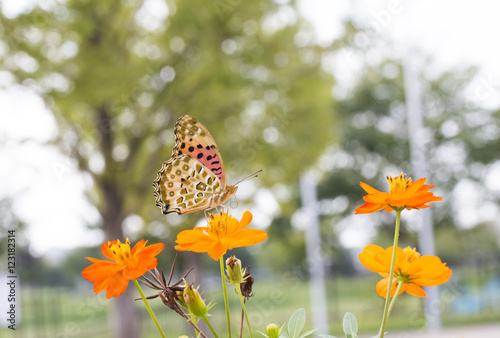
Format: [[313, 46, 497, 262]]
[[204, 208, 217, 222]]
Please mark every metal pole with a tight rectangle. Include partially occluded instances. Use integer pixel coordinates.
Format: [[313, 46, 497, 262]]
[[403, 50, 441, 332], [299, 171, 329, 334]]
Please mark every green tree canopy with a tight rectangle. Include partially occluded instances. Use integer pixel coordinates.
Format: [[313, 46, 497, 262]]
[[1, 1, 337, 336]]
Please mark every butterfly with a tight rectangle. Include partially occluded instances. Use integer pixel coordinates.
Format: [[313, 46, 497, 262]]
[[153, 115, 238, 215]]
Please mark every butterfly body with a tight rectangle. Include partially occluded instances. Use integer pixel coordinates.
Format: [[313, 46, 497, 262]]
[[153, 115, 237, 215]]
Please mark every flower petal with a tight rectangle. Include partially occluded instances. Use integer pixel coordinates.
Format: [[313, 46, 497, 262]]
[[227, 229, 267, 249], [207, 242, 227, 261], [405, 283, 427, 297], [105, 271, 129, 298], [359, 245, 388, 273], [359, 182, 382, 194]]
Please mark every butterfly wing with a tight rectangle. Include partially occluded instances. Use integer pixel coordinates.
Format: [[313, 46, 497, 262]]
[[153, 155, 223, 215], [171, 115, 227, 187]]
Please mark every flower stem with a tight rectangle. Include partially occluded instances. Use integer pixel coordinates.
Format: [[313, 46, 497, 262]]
[[387, 281, 404, 318], [378, 209, 402, 338], [133, 279, 166, 338], [236, 286, 253, 338], [202, 315, 219, 338], [178, 307, 209, 338], [220, 256, 231, 337]]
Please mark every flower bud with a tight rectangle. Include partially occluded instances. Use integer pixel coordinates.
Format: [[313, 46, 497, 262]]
[[265, 323, 283, 338], [175, 289, 187, 308], [226, 255, 246, 284], [183, 283, 208, 318]]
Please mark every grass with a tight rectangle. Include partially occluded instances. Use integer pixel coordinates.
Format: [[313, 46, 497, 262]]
[[3, 266, 499, 337]]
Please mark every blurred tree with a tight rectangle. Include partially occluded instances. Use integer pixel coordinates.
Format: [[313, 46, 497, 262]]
[[0, 0, 336, 336], [316, 22, 500, 263]]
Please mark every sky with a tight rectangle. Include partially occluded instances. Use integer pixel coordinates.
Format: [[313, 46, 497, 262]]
[[2, 0, 500, 256]]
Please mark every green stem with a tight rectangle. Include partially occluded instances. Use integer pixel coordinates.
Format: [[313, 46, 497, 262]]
[[202, 316, 219, 338], [236, 286, 253, 338], [178, 307, 208, 338], [378, 209, 402, 338], [133, 279, 166, 338], [387, 282, 404, 318], [220, 256, 231, 337]]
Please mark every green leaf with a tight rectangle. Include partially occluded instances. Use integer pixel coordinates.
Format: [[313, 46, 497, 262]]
[[256, 330, 269, 337], [342, 312, 358, 338], [287, 308, 306, 338], [280, 332, 290, 338], [319, 335, 338, 338], [299, 328, 318, 338]]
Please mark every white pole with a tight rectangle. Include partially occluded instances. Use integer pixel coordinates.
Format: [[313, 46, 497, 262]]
[[299, 171, 329, 334], [403, 50, 441, 332]]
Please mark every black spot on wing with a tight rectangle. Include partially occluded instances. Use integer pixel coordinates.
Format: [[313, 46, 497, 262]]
[[188, 146, 194, 152], [197, 153, 203, 159]]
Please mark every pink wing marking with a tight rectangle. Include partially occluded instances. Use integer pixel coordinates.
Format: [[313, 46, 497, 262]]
[[180, 143, 223, 180]]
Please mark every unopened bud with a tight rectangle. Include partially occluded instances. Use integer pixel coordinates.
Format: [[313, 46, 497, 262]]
[[183, 283, 207, 318], [175, 289, 187, 308], [265, 323, 283, 338], [226, 255, 246, 284]]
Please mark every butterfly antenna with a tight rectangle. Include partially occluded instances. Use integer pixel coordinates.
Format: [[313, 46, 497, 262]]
[[234, 169, 263, 186]]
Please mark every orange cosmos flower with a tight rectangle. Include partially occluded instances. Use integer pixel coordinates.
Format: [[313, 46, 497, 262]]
[[175, 211, 267, 261], [355, 173, 442, 214], [359, 244, 452, 298], [82, 239, 164, 298]]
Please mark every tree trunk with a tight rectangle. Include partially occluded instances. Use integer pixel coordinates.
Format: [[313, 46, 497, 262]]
[[97, 105, 140, 338], [110, 288, 140, 338]]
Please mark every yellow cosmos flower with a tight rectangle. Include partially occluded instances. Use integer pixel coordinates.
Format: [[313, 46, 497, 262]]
[[174, 211, 267, 261], [355, 173, 442, 214], [359, 244, 453, 298]]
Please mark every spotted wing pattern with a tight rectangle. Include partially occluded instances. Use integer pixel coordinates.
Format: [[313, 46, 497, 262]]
[[153, 155, 223, 214], [153, 115, 233, 215], [170, 115, 227, 186]]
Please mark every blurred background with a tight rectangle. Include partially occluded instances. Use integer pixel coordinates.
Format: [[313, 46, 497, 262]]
[[1, 0, 500, 337]]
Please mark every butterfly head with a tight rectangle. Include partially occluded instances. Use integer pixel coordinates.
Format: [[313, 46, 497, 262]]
[[225, 185, 238, 197]]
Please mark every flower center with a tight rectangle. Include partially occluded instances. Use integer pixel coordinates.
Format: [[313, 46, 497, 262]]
[[108, 238, 132, 265], [386, 173, 413, 199], [206, 214, 228, 239], [403, 246, 421, 262]]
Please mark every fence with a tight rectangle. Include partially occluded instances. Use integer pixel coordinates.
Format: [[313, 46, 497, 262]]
[[2, 259, 499, 337]]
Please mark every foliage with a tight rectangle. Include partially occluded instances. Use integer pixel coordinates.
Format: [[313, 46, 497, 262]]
[[313, 23, 500, 257], [279, 308, 317, 338], [320, 312, 359, 338]]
